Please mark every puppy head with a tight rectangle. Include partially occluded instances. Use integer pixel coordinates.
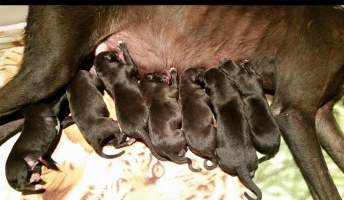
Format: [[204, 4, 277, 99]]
[[94, 51, 122, 77], [181, 68, 197, 82], [204, 68, 222, 89], [218, 59, 243, 77]]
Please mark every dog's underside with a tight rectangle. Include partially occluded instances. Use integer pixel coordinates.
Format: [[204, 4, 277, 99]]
[[0, 6, 343, 199]]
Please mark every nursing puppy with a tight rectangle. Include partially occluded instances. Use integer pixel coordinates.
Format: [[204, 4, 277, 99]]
[[204, 68, 261, 200], [66, 69, 128, 159], [179, 67, 217, 170], [5, 97, 65, 194], [219, 59, 281, 162], [94, 42, 166, 161], [141, 70, 200, 172]]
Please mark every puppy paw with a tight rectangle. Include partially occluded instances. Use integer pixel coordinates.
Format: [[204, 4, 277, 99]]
[[34, 184, 45, 191], [126, 138, 136, 146], [29, 173, 42, 183], [24, 156, 39, 170], [117, 40, 127, 50]]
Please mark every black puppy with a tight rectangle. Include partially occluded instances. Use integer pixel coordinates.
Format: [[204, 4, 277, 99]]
[[219, 59, 281, 162], [5, 97, 65, 194], [179, 67, 217, 170], [94, 42, 166, 161], [141, 69, 200, 172], [66, 69, 128, 159], [204, 67, 261, 200]]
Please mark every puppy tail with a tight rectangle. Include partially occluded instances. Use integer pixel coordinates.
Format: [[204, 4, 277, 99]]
[[237, 167, 262, 200], [95, 147, 125, 159], [94, 134, 126, 159], [171, 156, 201, 173], [203, 158, 218, 170]]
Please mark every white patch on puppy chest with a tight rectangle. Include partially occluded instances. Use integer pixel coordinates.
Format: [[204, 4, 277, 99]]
[[55, 117, 60, 133]]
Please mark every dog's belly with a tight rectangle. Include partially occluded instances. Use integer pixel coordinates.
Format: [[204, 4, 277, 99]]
[[96, 6, 286, 84]]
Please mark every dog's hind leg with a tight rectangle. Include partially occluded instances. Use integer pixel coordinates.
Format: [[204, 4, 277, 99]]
[[0, 118, 24, 146], [0, 6, 106, 117], [315, 99, 344, 172], [272, 101, 341, 199]]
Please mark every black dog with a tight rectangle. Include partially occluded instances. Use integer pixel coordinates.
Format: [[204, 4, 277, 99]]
[[179, 67, 217, 170], [219, 59, 281, 162], [5, 97, 66, 194], [1, 7, 343, 199], [66, 69, 128, 159], [204, 67, 261, 200], [140, 69, 201, 172], [94, 42, 167, 161]]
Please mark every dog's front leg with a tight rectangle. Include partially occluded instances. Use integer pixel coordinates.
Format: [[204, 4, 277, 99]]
[[0, 6, 101, 117]]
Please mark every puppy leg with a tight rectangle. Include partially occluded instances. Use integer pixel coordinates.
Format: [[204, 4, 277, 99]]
[[117, 41, 135, 66], [315, 100, 344, 172]]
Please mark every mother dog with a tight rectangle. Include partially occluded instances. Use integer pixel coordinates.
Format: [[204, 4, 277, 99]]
[[0, 6, 343, 200]]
